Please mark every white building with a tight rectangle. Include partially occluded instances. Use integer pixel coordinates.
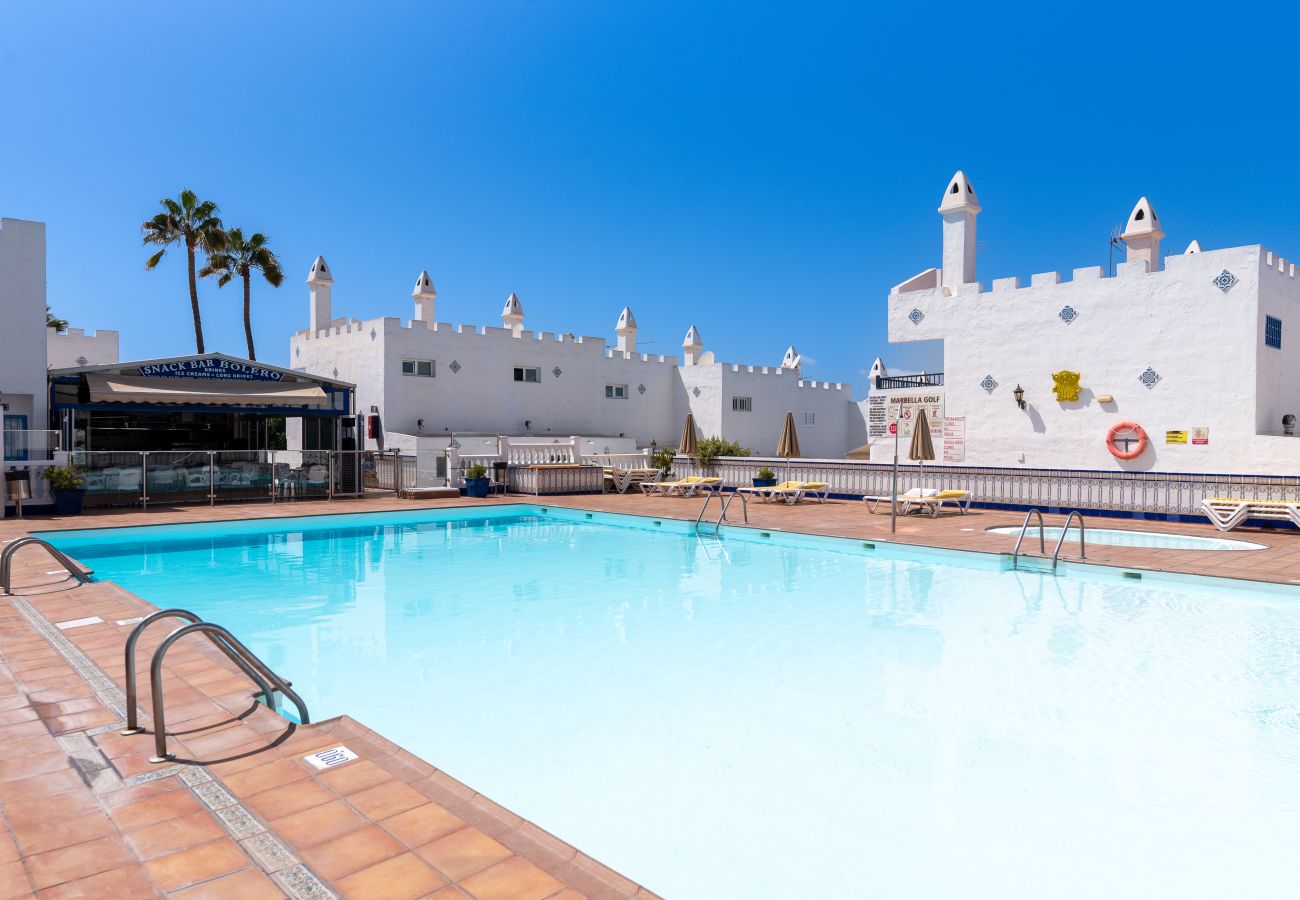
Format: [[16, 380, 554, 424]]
[[47, 327, 119, 369], [1, 218, 49, 463], [882, 171, 1300, 474], [290, 258, 858, 458]]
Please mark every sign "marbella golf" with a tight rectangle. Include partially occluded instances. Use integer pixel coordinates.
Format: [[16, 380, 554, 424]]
[[137, 357, 286, 382]]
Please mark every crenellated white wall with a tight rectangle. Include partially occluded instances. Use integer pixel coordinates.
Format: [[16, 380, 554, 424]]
[[886, 243, 1300, 473], [292, 276, 862, 455], [47, 327, 120, 369]]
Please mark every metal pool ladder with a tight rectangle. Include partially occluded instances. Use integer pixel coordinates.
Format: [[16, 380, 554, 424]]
[[1, 537, 92, 595], [1011, 509, 1087, 573], [122, 608, 310, 762], [695, 490, 748, 535]]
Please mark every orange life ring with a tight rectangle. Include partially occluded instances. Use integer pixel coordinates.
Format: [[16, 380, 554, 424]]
[[1106, 421, 1148, 460]]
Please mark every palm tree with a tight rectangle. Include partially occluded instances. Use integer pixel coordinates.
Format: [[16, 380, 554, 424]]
[[141, 190, 226, 353], [45, 307, 69, 332], [200, 228, 284, 360]]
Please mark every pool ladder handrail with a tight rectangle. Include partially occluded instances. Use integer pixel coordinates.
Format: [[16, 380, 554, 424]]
[[121, 609, 310, 762], [1051, 511, 1087, 571], [1012, 509, 1088, 573], [1, 536, 92, 595], [1011, 509, 1046, 570], [695, 489, 747, 535]]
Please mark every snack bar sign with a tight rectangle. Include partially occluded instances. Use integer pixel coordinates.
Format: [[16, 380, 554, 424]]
[[137, 358, 285, 382]]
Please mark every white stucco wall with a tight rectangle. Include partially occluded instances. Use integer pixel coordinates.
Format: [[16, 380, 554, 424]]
[[0, 219, 48, 430], [47, 327, 120, 369], [887, 244, 1300, 473], [291, 277, 861, 456]]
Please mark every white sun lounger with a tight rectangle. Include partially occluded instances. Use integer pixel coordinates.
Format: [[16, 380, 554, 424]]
[[1201, 497, 1300, 532], [862, 487, 937, 514]]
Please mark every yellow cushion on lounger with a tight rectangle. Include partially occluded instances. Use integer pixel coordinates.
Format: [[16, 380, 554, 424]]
[[936, 490, 969, 498]]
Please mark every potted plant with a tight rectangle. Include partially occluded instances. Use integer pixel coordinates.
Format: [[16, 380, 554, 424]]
[[650, 448, 676, 481], [463, 464, 490, 498], [752, 467, 777, 488], [42, 465, 87, 516]]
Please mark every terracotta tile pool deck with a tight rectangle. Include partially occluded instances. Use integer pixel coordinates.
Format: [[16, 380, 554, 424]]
[[0, 492, 1296, 897]]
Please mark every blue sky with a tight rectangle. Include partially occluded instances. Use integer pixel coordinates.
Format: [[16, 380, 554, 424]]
[[4, 2, 1299, 388]]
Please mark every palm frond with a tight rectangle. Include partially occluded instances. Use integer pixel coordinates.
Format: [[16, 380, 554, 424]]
[[144, 249, 167, 270], [180, 189, 197, 213]]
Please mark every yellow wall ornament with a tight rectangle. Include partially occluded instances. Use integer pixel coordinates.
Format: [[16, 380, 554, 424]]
[[1051, 370, 1082, 402]]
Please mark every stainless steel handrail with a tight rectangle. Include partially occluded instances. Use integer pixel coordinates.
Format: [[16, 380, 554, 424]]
[[1051, 511, 1087, 571], [1011, 509, 1046, 570], [694, 492, 719, 530], [1, 536, 92, 595], [695, 489, 747, 535], [122, 608, 292, 735], [147, 621, 310, 762]]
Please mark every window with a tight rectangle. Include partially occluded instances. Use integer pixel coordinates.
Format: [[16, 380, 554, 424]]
[[731, 396, 752, 412], [1265, 315, 1282, 349], [798, 411, 816, 426], [514, 366, 541, 383], [605, 384, 628, 399], [401, 359, 435, 377]]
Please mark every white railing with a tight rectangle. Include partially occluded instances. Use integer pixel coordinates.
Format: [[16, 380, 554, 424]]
[[581, 452, 653, 469], [669, 455, 1300, 517]]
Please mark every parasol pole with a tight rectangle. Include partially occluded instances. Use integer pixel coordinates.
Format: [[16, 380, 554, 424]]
[[890, 399, 901, 534]]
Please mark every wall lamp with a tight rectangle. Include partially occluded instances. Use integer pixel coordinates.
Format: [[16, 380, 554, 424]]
[[1013, 385, 1026, 410]]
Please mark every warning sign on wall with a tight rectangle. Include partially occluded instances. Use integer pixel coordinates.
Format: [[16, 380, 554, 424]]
[[1165, 430, 1188, 445], [943, 416, 966, 462], [1191, 427, 1209, 445], [867, 393, 945, 441]]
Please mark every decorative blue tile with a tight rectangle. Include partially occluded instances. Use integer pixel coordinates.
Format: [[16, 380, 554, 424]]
[[552, 366, 563, 378], [294, 346, 300, 358], [369, 328, 377, 340], [637, 383, 646, 395], [1139, 367, 1160, 389], [448, 360, 461, 374], [1059, 305, 1078, 324], [331, 367, 339, 378], [1212, 269, 1238, 293], [980, 374, 998, 394], [908, 308, 925, 325], [76, 355, 88, 366], [692, 386, 701, 397]]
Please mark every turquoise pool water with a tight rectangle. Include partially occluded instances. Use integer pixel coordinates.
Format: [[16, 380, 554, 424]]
[[43, 507, 1300, 899], [986, 525, 1266, 551]]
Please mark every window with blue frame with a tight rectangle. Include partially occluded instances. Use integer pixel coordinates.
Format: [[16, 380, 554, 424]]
[[1265, 315, 1282, 349]]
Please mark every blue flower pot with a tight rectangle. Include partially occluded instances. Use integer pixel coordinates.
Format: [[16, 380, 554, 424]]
[[53, 489, 86, 516], [752, 478, 777, 488], [463, 477, 490, 498]]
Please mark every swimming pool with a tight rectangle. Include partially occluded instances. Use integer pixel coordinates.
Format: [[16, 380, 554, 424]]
[[43, 507, 1300, 899], [986, 525, 1266, 551]]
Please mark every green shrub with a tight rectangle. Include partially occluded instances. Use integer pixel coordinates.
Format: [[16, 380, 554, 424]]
[[42, 465, 86, 491], [465, 464, 488, 479], [650, 448, 676, 477], [693, 437, 750, 468], [756, 467, 776, 480]]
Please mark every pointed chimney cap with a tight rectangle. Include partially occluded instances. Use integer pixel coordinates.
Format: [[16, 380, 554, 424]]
[[1121, 196, 1164, 241], [502, 292, 523, 316], [1185, 239, 1202, 254], [683, 325, 702, 348], [869, 356, 887, 378], [938, 170, 981, 215], [412, 270, 436, 297], [307, 255, 333, 284], [616, 306, 637, 331]]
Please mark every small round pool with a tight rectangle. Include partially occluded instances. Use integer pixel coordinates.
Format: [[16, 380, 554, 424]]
[[986, 525, 1266, 551]]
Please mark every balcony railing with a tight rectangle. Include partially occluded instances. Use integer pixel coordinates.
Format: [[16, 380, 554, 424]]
[[875, 373, 944, 389]]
